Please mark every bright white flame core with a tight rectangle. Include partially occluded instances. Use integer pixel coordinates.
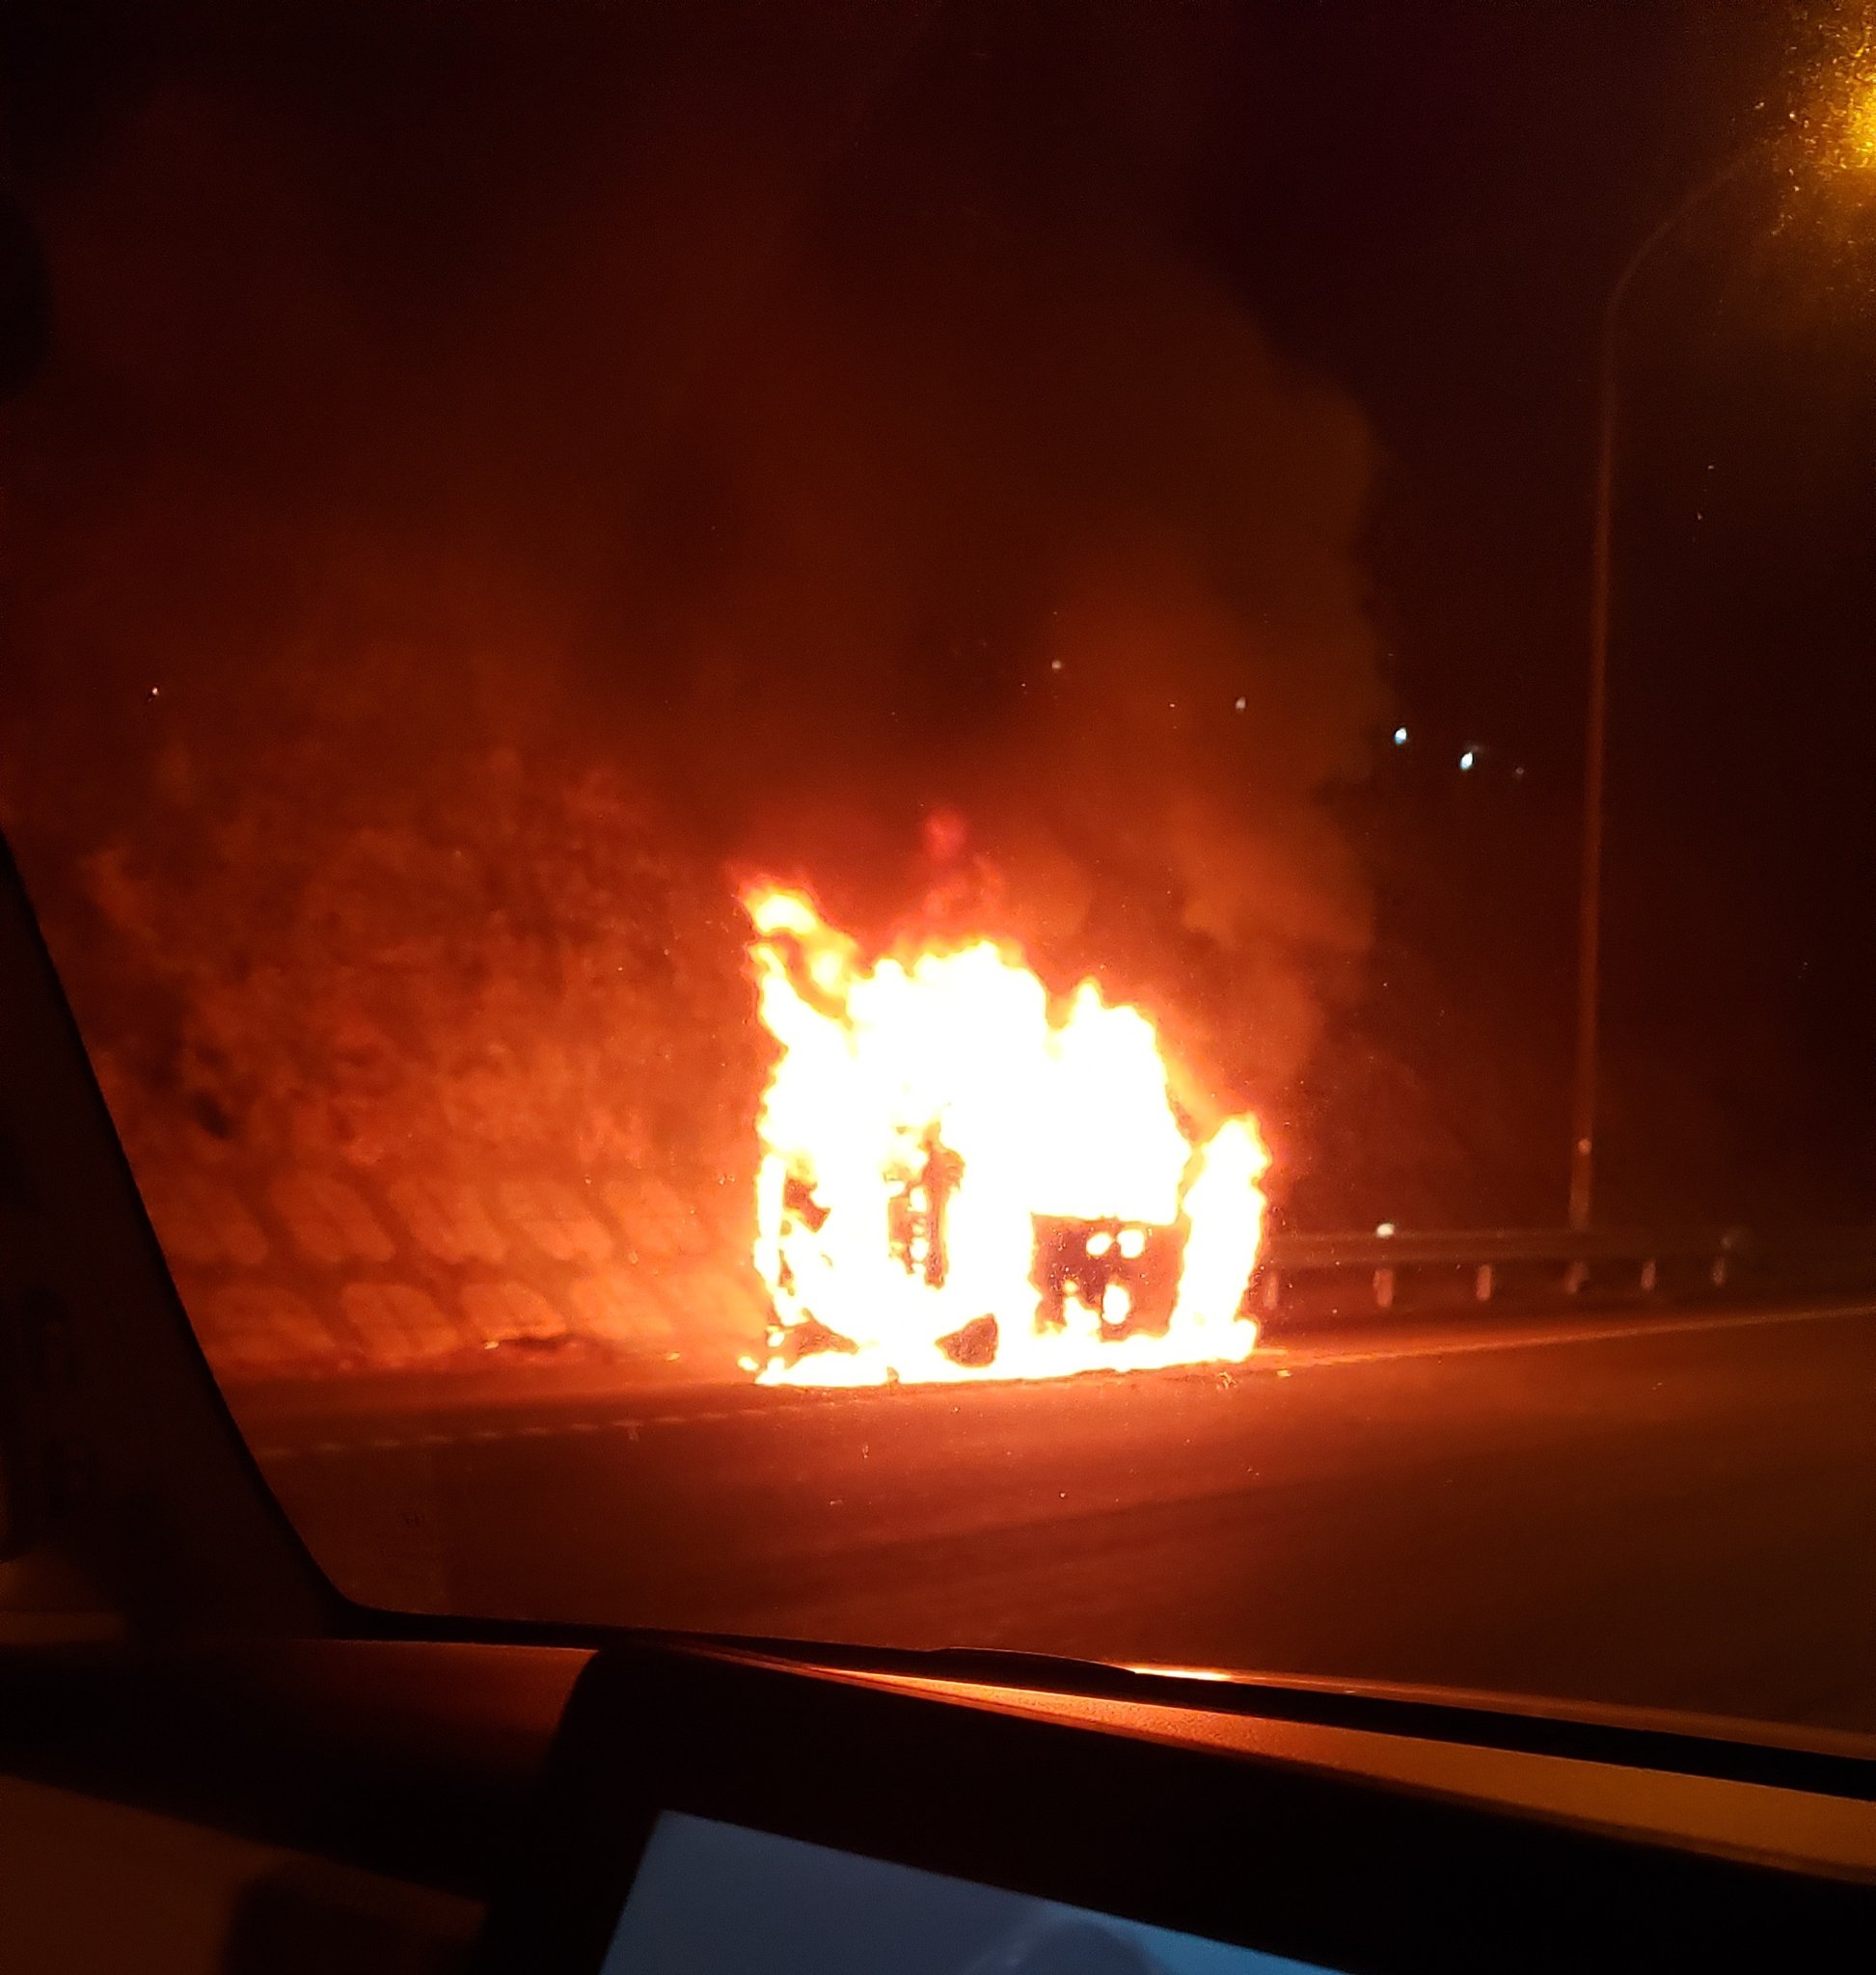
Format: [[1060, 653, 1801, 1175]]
[[747, 888, 1268, 1386]]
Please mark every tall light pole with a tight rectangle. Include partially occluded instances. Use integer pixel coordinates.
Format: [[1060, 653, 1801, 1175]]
[[1568, 151, 1755, 1234]]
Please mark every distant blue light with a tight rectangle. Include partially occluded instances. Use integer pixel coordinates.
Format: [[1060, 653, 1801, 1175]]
[[1459, 749, 1476, 771], [1392, 725, 1408, 745]]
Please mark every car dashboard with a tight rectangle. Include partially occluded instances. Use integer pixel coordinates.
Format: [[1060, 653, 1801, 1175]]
[[0, 1632, 1870, 1975]]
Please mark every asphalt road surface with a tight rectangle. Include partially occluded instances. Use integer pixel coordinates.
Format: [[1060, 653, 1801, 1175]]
[[235, 1298, 1876, 1737]]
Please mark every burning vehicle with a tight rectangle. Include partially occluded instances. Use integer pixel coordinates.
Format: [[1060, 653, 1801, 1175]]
[[747, 887, 1268, 1386]]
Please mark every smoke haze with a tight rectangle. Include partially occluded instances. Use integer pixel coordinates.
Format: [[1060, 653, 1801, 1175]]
[[0, 7, 1384, 1372]]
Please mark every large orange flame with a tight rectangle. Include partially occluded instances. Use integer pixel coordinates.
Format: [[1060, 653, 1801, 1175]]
[[745, 887, 1268, 1386]]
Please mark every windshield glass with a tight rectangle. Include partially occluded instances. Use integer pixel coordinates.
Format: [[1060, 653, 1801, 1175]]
[[4, 3, 1875, 1739]]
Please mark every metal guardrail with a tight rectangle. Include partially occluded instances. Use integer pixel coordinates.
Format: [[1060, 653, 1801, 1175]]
[[1254, 1225, 1876, 1316], [1265, 1227, 1745, 1270]]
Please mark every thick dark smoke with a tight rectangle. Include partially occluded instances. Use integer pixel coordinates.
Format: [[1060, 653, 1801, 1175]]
[[0, 9, 1383, 1374]]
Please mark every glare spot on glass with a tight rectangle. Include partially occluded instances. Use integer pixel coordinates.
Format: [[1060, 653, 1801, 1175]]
[[1392, 725, 1408, 745], [1376, 1221, 1396, 1236], [1459, 749, 1476, 771], [1124, 1664, 1235, 1684], [1234, 696, 1247, 712]]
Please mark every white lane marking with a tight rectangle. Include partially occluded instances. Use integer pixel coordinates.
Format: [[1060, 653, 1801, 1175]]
[[1266, 1297, 1876, 1371], [271, 1416, 646, 1456], [251, 1299, 1876, 1458]]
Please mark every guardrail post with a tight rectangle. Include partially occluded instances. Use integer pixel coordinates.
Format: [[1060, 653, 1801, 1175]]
[[1256, 1226, 1771, 1314]]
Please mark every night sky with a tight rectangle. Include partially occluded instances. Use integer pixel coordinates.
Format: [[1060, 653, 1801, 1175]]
[[2, 1, 1873, 1238]]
